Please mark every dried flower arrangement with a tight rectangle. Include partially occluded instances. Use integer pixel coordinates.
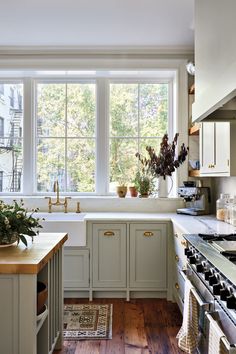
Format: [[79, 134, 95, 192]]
[[136, 133, 188, 180]]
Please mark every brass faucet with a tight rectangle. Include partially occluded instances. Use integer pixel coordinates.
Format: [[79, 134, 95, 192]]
[[45, 180, 71, 213]]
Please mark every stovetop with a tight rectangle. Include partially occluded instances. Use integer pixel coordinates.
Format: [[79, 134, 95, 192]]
[[184, 234, 236, 286]]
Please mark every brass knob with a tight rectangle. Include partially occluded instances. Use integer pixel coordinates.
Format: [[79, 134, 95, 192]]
[[181, 240, 187, 247], [175, 255, 179, 262], [104, 231, 115, 236], [143, 231, 154, 237], [175, 283, 179, 290]]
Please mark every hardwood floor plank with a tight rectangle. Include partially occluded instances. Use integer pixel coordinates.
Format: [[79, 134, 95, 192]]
[[54, 298, 183, 354], [124, 300, 148, 351]]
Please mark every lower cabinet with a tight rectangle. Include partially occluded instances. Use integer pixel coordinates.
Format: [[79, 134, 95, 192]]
[[92, 223, 127, 288], [64, 248, 89, 289], [129, 223, 167, 288]]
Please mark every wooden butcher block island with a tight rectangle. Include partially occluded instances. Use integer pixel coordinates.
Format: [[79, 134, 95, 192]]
[[0, 233, 68, 354]]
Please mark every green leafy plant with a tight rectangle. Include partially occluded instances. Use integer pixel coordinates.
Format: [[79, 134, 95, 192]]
[[0, 200, 43, 247], [136, 133, 188, 180], [133, 172, 154, 196]]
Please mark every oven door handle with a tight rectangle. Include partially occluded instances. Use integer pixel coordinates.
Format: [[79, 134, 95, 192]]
[[180, 269, 211, 308], [206, 312, 236, 353]]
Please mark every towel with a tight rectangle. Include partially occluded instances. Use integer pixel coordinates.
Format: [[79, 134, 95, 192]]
[[208, 315, 228, 354], [176, 278, 199, 353]]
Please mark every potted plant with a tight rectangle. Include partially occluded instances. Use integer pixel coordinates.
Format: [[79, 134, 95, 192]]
[[133, 171, 153, 198], [129, 185, 138, 198], [116, 184, 128, 198], [136, 133, 188, 197], [0, 199, 43, 247]]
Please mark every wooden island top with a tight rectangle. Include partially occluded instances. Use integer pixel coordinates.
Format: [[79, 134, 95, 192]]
[[0, 232, 68, 274]]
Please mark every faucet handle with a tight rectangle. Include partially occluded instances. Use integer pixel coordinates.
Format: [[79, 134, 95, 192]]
[[45, 197, 52, 213], [64, 197, 71, 213]]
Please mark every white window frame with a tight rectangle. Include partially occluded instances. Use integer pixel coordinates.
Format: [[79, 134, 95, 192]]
[[0, 65, 185, 197]]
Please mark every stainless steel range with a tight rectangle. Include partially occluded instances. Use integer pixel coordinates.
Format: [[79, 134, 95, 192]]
[[183, 232, 236, 353]]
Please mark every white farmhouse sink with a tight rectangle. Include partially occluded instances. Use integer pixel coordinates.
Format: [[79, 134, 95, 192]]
[[36, 212, 86, 246]]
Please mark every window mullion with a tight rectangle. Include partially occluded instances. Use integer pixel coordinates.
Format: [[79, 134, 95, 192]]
[[96, 78, 109, 195], [23, 78, 34, 195]]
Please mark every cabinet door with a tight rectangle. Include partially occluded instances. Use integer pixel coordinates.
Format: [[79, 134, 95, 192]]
[[64, 248, 89, 289], [92, 223, 126, 288], [215, 122, 230, 173], [130, 223, 167, 288], [200, 122, 215, 173]]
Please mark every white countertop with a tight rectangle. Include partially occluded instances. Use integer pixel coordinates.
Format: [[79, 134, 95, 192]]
[[84, 212, 236, 235]]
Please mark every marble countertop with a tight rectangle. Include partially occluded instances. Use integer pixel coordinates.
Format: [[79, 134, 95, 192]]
[[84, 212, 236, 235]]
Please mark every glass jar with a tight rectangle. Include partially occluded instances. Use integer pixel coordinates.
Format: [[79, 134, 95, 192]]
[[216, 193, 227, 221], [224, 197, 233, 224], [230, 196, 236, 226]]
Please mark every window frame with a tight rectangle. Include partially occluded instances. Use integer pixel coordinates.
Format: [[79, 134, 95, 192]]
[[0, 72, 177, 196]]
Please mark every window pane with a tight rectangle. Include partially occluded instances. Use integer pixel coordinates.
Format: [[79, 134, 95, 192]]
[[37, 138, 65, 192], [37, 83, 66, 137], [67, 84, 96, 137], [109, 138, 138, 191], [0, 138, 23, 192], [139, 83, 168, 137], [110, 84, 138, 137], [67, 139, 95, 192], [0, 82, 23, 193], [139, 138, 162, 156]]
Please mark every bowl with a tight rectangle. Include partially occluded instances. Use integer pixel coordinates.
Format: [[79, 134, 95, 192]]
[[37, 281, 48, 315]]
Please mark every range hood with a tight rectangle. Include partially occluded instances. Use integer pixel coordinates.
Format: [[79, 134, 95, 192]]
[[192, 87, 236, 123]]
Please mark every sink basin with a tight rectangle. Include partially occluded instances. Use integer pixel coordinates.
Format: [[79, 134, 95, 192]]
[[36, 212, 86, 247]]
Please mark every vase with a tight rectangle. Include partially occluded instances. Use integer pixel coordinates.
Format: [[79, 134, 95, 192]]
[[116, 186, 127, 198], [129, 186, 138, 197], [158, 176, 173, 198]]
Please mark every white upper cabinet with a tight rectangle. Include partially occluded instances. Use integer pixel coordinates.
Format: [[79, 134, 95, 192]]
[[200, 122, 236, 176], [193, 0, 236, 122]]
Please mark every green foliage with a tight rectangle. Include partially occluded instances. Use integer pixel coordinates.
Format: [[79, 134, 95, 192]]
[[0, 200, 43, 246], [133, 172, 154, 195]]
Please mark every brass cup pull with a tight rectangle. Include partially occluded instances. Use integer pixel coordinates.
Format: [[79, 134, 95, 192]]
[[175, 255, 179, 262], [104, 231, 115, 236], [143, 231, 154, 237], [175, 283, 179, 290], [181, 240, 187, 247]]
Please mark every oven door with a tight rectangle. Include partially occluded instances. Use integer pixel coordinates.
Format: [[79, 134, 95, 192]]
[[180, 267, 213, 354], [205, 311, 236, 353]]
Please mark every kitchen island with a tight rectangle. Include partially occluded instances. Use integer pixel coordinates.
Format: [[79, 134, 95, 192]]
[[0, 232, 68, 354]]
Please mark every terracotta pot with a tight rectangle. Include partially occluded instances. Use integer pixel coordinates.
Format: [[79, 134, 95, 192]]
[[140, 193, 149, 198], [116, 186, 127, 198], [129, 186, 138, 197]]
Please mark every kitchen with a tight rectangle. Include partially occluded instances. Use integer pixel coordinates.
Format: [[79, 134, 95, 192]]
[[0, 0, 236, 353]]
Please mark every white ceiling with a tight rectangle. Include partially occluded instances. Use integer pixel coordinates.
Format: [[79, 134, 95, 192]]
[[0, 0, 194, 47]]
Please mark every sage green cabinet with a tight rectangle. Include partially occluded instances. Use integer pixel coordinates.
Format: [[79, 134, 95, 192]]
[[129, 223, 167, 288], [92, 223, 127, 288], [64, 248, 89, 289]]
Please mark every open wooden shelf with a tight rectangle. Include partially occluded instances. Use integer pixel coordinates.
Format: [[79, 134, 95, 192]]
[[189, 123, 200, 136], [188, 170, 200, 177]]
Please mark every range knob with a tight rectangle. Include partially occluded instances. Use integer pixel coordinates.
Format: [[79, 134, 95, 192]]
[[226, 294, 236, 310], [189, 255, 197, 264], [213, 282, 223, 295], [220, 287, 231, 301], [196, 263, 204, 272], [204, 270, 211, 281], [209, 273, 219, 286]]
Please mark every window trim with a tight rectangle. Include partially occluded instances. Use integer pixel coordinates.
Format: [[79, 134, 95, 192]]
[[0, 63, 188, 197]]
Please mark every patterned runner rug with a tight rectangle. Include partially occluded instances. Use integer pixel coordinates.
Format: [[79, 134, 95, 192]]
[[63, 304, 113, 340]]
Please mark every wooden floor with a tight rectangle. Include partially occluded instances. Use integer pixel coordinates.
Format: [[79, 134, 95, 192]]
[[54, 298, 184, 354]]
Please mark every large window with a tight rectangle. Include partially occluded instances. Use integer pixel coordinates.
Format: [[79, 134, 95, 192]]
[[0, 71, 176, 195], [36, 82, 96, 192], [109, 82, 168, 191], [0, 82, 23, 193]]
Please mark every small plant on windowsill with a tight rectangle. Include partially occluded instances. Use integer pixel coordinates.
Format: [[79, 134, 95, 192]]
[[0, 199, 43, 247]]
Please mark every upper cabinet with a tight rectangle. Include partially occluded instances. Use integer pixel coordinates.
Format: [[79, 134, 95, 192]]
[[200, 122, 236, 176], [192, 0, 236, 122]]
